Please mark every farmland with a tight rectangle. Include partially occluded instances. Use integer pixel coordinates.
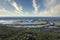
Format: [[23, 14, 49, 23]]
[[54, 21, 60, 26]]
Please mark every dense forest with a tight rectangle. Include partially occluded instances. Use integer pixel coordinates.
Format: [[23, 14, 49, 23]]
[[0, 24, 60, 40]]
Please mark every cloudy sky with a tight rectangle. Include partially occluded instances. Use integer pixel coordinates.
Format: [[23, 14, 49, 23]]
[[0, 0, 60, 17]]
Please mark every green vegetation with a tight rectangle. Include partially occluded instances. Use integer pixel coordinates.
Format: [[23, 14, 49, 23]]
[[54, 21, 60, 26], [34, 21, 47, 25], [12, 21, 23, 24], [0, 26, 60, 40]]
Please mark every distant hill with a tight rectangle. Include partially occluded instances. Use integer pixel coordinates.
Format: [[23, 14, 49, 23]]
[[0, 17, 60, 21]]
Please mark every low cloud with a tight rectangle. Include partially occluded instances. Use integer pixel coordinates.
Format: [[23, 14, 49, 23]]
[[0, 8, 8, 12]]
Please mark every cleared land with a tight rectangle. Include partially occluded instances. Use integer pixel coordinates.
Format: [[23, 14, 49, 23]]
[[54, 21, 60, 26], [34, 21, 47, 25]]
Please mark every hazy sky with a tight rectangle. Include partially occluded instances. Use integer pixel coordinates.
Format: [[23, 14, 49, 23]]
[[0, 0, 60, 17]]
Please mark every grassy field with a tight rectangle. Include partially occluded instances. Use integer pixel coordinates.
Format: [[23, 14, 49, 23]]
[[34, 21, 47, 25], [54, 21, 60, 26]]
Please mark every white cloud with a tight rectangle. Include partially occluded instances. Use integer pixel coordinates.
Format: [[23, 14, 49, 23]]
[[0, 8, 13, 16], [44, 0, 56, 9], [0, 0, 60, 17], [50, 5, 60, 16], [32, 0, 39, 14], [0, 8, 29, 17], [0, 0, 25, 17], [0, 8, 7, 12], [8, 0, 23, 13], [39, 5, 60, 17], [32, 0, 60, 17]]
